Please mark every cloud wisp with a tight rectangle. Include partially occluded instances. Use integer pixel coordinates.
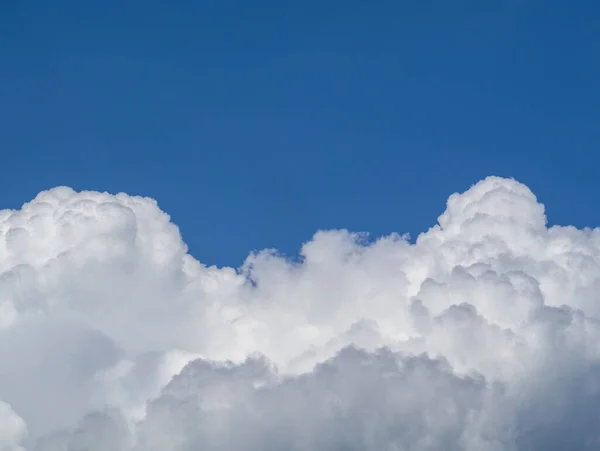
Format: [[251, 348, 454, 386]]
[[1, 177, 599, 450]]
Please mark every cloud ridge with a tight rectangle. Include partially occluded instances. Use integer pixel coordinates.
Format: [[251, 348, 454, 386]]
[[0, 177, 599, 450]]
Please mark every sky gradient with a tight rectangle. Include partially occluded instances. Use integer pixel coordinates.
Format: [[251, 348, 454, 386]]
[[2, 0, 599, 266]]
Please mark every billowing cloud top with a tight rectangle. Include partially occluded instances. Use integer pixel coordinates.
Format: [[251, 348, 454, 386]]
[[1, 177, 600, 450]]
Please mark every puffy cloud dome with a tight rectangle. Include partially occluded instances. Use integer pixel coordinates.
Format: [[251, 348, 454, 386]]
[[1, 177, 600, 450]]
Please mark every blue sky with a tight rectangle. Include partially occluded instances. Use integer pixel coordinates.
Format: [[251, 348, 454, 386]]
[[1, 0, 599, 266]]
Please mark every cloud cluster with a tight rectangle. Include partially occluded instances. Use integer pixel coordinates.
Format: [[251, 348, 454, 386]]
[[1, 177, 600, 450]]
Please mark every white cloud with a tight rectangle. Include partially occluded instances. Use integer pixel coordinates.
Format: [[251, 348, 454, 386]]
[[0, 400, 26, 451], [1, 177, 600, 449]]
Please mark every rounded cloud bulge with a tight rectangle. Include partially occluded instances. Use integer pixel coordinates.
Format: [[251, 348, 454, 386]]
[[1, 176, 600, 450]]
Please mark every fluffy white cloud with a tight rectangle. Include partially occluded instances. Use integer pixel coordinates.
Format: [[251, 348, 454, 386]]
[[0, 400, 26, 451], [1, 177, 600, 450]]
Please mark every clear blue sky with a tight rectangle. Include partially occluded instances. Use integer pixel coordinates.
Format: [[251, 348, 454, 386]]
[[1, 1, 599, 266]]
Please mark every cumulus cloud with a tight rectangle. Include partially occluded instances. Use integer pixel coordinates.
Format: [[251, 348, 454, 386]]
[[0, 401, 27, 451], [1, 177, 600, 450]]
